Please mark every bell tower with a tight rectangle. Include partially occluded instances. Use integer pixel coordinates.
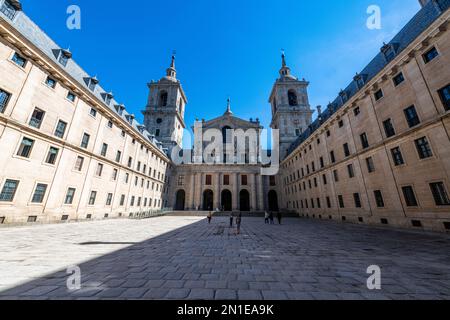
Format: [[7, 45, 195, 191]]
[[142, 54, 187, 152], [269, 52, 313, 159]]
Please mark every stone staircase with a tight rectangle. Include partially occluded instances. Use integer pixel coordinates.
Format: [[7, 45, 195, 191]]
[[165, 211, 300, 218]]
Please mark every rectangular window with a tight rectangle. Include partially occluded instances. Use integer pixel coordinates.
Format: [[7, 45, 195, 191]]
[[415, 137, 433, 159], [88, 191, 97, 205], [366, 157, 375, 173], [45, 76, 56, 89], [360, 133, 369, 149], [112, 169, 118, 181], [430, 182, 450, 206], [101, 143, 108, 157], [343, 143, 350, 157], [31, 184, 47, 203], [137, 161, 141, 172], [404, 105, 420, 128], [391, 147, 405, 166], [438, 84, 450, 111], [393, 72, 405, 86], [353, 107, 360, 116], [54, 120, 67, 138], [90, 108, 97, 118], [353, 193, 362, 208], [0, 179, 19, 202], [374, 89, 383, 101], [12, 52, 26, 68], [320, 157, 324, 168], [106, 193, 113, 206], [374, 190, 385, 208], [322, 174, 327, 185], [383, 118, 396, 138], [64, 188, 76, 205], [330, 151, 336, 163], [347, 164, 355, 178], [423, 47, 439, 63], [1, 0, 18, 20], [338, 195, 345, 208], [67, 92, 76, 102], [115, 151, 121, 163], [45, 147, 59, 165], [96, 163, 103, 177], [338, 120, 344, 128], [177, 175, 185, 186], [17, 137, 34, 158], [326, 197, 331, 208], [224, 175, 230, 185], [130, 196, 135, 207], [29, 108, 45, 129], [241, 175, 248, 186], [205, 175, 212, 185], [333, 170, 339, 182], [402, 186, 418, 207], [74, 156, 84, 171], [81, 133, 90, 149], [107, 120, 113, 128], [128, 157, 133, 168], [0, 88, 11, 113], [125, 173, 129, 184], [120, 194, 125, 206]]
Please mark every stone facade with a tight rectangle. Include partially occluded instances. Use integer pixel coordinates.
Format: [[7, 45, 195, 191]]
[[280, 2, 450, 232], [0, 0, 449, 233], [0, 1, 171, 224]]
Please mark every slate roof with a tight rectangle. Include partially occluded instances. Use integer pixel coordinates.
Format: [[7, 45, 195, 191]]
[[0, 0, 167, 155], [286, 0, 450, 157]]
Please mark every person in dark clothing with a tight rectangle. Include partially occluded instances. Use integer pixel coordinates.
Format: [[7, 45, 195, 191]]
[[269, 212, 274, 225], [236, 213, 242, 235], [229, 212, 234, 228], [207, 211, 212, 224], [277, 212, 282, 225]]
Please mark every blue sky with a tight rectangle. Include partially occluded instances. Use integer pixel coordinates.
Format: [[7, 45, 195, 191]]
[[24, 0, 420, 137]]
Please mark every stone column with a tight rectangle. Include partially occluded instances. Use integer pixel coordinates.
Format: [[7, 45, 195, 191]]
[[233, 173, 239, 211], [251, 174, 257, 211], [214, 173, 221, 210], [189, 173, 196, 209], [195, 173, 203, 210], [257, 174, 264, 211]]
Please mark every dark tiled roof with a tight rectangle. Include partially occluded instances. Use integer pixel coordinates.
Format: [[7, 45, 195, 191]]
[[0, 1, 167, 155], [287, 0, 450, 157]]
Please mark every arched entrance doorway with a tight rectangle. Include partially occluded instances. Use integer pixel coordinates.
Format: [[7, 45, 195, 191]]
[[174, 190, 185, 211], [221, 190, 232, 211], [239, 190, 250, 211], [268, 190, 279, 212], [203, 190, 214, 211]]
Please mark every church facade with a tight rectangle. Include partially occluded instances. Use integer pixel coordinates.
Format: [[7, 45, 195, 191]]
[[0, 0, 449, 232]]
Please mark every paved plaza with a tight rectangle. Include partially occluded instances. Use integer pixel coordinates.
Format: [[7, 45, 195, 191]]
[[0, 215, 450, 300]]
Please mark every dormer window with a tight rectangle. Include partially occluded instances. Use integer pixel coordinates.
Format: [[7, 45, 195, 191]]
[[115, 104, 125, 116], [1, 0, 21, 20], [58, 49, 72, 67], [126, 114, 135, 125], [354, 73, 365, 90], [87, 77, 99, 91], [103, 92, 113, 106], [339, 90, 348, 104], [381, 43, 397, 63]]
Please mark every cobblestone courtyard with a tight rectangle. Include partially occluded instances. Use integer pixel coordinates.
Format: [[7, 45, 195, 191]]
[[0, 216, 450, 300]]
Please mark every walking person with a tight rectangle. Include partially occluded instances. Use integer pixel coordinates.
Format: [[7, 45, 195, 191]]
[[236, 213, 242, 235], [229, 212, 234, 228], [264, 211, 270, 224], [207, 211, 212, 224], [277, 211, 282, 225], [269, 211, 274, 225]]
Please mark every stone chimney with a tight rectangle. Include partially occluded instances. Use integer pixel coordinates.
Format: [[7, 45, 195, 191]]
[[316, 105, 322, 115]]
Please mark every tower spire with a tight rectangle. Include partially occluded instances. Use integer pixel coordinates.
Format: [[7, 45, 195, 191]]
[[281, 49, 286, 67], [166, 50, 177, 79], [224, 97, 233, 115], [279, 50, 294, 79]]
